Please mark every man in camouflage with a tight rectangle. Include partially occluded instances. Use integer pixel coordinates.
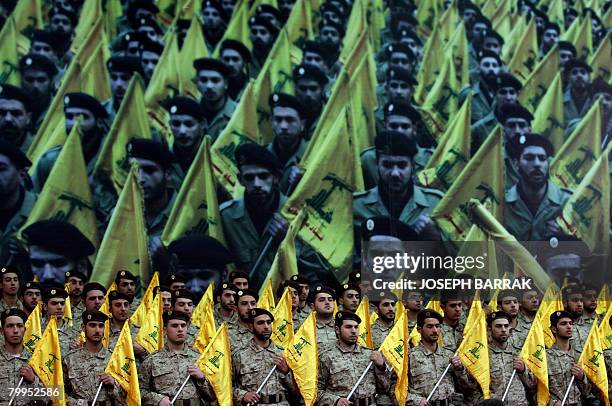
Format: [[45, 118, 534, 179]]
[[229, 289, 259, 351], [290, 275, 312, 327], [0, 266, 23, 313], [371, 292, 397, 349], [309, 286, 337, 349], [214, 283, 239, 327], [562, 287, 588, 352], [64, 270, 86, 325], [406, 291, 423, 331], [440, 293, 465, 352], [172, 289, 200, 347], [107, 291, 139, 353], [41, 287, 73, 356], [115, 270, 140, 316], [336, 284, 361, 313], [512, 288, 540, 348]]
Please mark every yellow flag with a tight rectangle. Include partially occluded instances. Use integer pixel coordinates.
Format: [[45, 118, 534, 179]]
[[70, 0, 102, 54], [490, 0, 513, 38], [0, 17, 20, 86], [98, 282, 117, 317], [10, 0, 44, 55], [531, 283, 564, 348], [561, 16, 593, 59], [532, 72, 565, 151], [378, 310, 409, 406], [356, 297, 374, 349], [547, 0, 565, 33], [212, 0, 252, 56], [63, 283, 73, 327], [556, 142, 611, 252], [596, 285, 611, 316], [518, 46, 560, 113], [599, 301, 612, 350], [105, 321, 141, 406], [24, 303, 43, 353], [135, 290, 164, 353], [550, 100, 602, 190], [394, 300, 405, 322], [415, 0, 440, 37], [420, 55, 461, 135], [417, 93, 471, 189], [589, 33, 611, 82], [501, 15, 527, 64], [193, 291, 217, 352], [94, 74, 152, 193], [131, 272, 160, 326], [161, 137, 226, 246], [518, 314, 549, 406], [284, 0, 315, 45], [456, 295, 490, 398], [18, 121, 99, 257], [414, 24, 444, 105], [438, 3, 460, 43], [90, 165, 150, 288], [103, 0, 122, 40], [195, 323, 233, 406], [282, 312, 318, 406], [271, 288, 295, 348], [178, 16, 209, 99], [578, 323, 610, 406], [79, 40, 112, 103], [257, 279, 277, 312], [444, 21, 470, 88], [508, 18, 539, 83], [192, 282, 215, 328], [28, 317, 66, 406], [339, 0, 366, 63]]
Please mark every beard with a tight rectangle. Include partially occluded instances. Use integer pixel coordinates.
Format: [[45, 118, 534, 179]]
[[518, 165, 547, 188]]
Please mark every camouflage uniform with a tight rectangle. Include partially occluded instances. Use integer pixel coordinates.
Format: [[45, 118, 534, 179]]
[[604, 348, 612, 402], [0, 297, 24, 314], [70, 301, 85, 326], [186, 323, 200, 348], [371, 319, 395, 406], [232, 338, 297, 406], [213, 303, 239, 328], [316, 318, 337, 350], [228, 322, 253, 352], [546, 344, 591, 405], [511, 313, 534, 349], [440, 321, 464, 352], [407, 343, 471, 406], [295, 306, 311, 328], [317, 342, 390, 406], [63, 346, 124, 404], [139, 344, 214, 405], [0, 345, 44, 405], [108, 322, 139, 352]]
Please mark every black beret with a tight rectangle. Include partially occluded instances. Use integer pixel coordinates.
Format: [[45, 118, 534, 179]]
[[477, 49, 502, 65], [167, 273, 187, 284], [229, 270, 249, 281], [107, 56, 143, 75], [257, 4, 282, 21], [308, 285, 336, 302], [19, 281, 41, 296], [550, 310, 576, 326], [220, 40, 251, 63], [108, 290, 132, 304], [30, 29, 61, 51], [82, 282, 106, 296], [278, 280, 301, 296], [319, 18, 344, 37], [293, 63, 328, 87], [127, 139, 175, 168], [249, 307, 274, 322], [493, 73, 522, 92], [510, 133, 554, 157], [63, 92, 108, 119], [172, 288, 196, 302], [23, 220, 95, 259], [581, 283, 598, 293], [48, 6, 78, 26], [204, 0, 229, 21], [139, 37, 164, 55], [235, 288, 259, 301], [440, 290, 462, 303], [193, 57, 231, 77], [0, 84, 33, 112], [335, 310, 361, 326], [398, 29, 422, 45], [19, 54, 58, 77], [115, 270, 137, 283], [483, 30, 504, 46], [164, 96, 204, 120], [0, 139, 31, 169], [562, 286, 583, 300], [336, 283, 361, 297], [138, 16, 163, 35], [417, 309, 443, 326], [487, 310, 512, 324], [302, 40, 333, 60], [269, 92, 303, 116], [154, 285, 171, 295], [386, 67, 417, 85], [374, 130, 418, 158], [497, 103, 534, 123], [558, 41, 577, 55], [127, 0, 160, 23], [217, 282, 239, 295], [235, 143, 282, 173], [371, 290, 398, 304], [168, 234, 232, 269], [42, 287, 68, 302], [384, 100, 421, 123], [249, 15, 279, 35], [290, 274, 310, 284], [82, 309, 108, 323], [0, 266, 20, 277], [348, 269, 361, 284], [163, 310, 191, 324], [386, 42, 414, 59], [472, 14, 492, 28], [320, 3, 344, 19], [361, 216, 418, 241], [564, 58, 592, 73], [544, 22, 560, 33], [1, 308, 28, 325], [64, 270, 87, 282], [590, 78, 612, 95]]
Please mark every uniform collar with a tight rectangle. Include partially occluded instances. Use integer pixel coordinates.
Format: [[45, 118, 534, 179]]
[[335, 341, 362, 353]]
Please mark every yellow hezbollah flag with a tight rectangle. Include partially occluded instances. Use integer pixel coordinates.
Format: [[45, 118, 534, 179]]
[[420, 55, 461, 135], [195, 323, 233, 406], [10, 0, 44, 55], [532, 72, 565, 151], [271, 288, 295, 349], [379, 310, 409, 406], [589, 33, 611, 81], [284, 0, 315, 45], [508, 17, 539, 83], [70, 0, 102, 54], [192, 282, 215, 328], [356, 296, 373, 349], [518, 313, 549, 406], [178, 16, 209, 99], [105, 321, 141, 406], [561, 16, 592, 59], [519, 45, 560, 113], [282, 312, 318, 406], [0, 17, 20, 86], [98, 281, 117, 317], [28, 317, 66, 406], [212, 0, 252, 56], [414, 24, 444, 105], [596, 284, 611, 316], [90, 165, 150, 288], [161, 137, 226, 246], [438, 3, 460, 44], [444, 21, 470, 88], [501, 14, 527, 64], [578, 323, 610, 406], [193, 292, 216, 352], [131, 272, 160, 326], [457, 294, 490, 398], [63, 283, 73, 327], [258, 279, 277, 312], [599, 300, 612, 350], [135, 289, 164, 353], [23, 303, 42, 353]]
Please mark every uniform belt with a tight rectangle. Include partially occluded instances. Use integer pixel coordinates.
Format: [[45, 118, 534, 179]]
[[259, 393, 286, 404], [353, 395, 376, 406], [431, 399, 449, 406], [174, 399, 201, 406]]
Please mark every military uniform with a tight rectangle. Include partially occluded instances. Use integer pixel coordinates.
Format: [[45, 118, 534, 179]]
[[108, 322, 139, 352], [203, 98, 237, 143], [147, 190, 178, 238], [604, 348, 612, 402], [511, 312, 534, 349], [317, 342, 390, 406], [63, 346, 124, 404], [70, 301, 85, 326], [186, 323, 200, 348], [371, 319, 393, 349], [295, 306, 311, 328], [504, 181, 572, 241], [0, 189, 37, 264], [228, 322, 253, 352], [140, 344, 214, 405], [458, 82, 495, 124], [0, 297, 24, 314], [316, 318, 337, 350], [266, 139, 308, 194], [233, 338, 297, 406], [360, 147, 433, 190], [546, 344, 591, 405], [563, 89, 592, 127], [0, 345, 44, 405], [213, 303, 239, 328], [440, 321, 464, 352]]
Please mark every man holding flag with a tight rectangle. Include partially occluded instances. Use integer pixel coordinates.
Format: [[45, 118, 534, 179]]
[[308, 285, 337, 348]]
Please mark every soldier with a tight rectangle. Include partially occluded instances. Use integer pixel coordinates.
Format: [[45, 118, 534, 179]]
[[563, 59, 593, 126], [382, 67, 417, 108], [0, 266, 22, 313], [229, 271, 249, 290], [336, 284, 361, 313], [63, 310, 124, 404], [541, 22, 560, 55], [167, 273, 187, 292], [497, 290, 520, 331], [406, 291, 423, 331], [165, 95, 205, 180], [317, 311, 390, 406], [309, 285, 337, 348], [558, 41, 577, 67], [172, 289, 200, 347], [41, 287, 73, 355], [459, 50, 502, 124], [0, 84, 34, 152], [407, 310, 470, 406], [248, 16, 279, 77], [18, 281, 41, 317], [302, 41, 336, 77], [107, 291, 139, 352], [156, 286, 172, 313], [19, 54, 57, 125], [81, 282, 107, 312], [317, 18, 344, 50], [512, 288, 539, 348], [214, 282, 239, 327], [371, 291, 397, 348], [276, 280, 301, 330], [139, 36, 163, 82], [290, 275, 312, 324], [562, 287, 588, 352], [293, 64, 328, 138], [504, 134, 572, 241], [604, 317, 612, 402], [201, 0, 228, 51], [220, 40, 250, 101], [230, 289, 259, 351], [193, 57, 236, 142], [107, 56, 142, 116], [29, 29, 62, 66], [0, 309, 42, 405], [581, 284, 600, 329], [440, 292, 465, 352], [115, 270, 140, 312], [546, 310, 591, 405], [64, 270, 86, 323], [233, 308, 297, 405], [140, 311, 214, 406]]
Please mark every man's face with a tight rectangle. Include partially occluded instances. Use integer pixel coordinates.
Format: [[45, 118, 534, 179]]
[[22, 70, 53, 101], [322, 11, 341, 25], [517, 145, 549, 188], [385, 115, 415, 138], [336, 320, 359, 345], [377, 153, 413, 194], [278, 0, 294, 18], [170, 281, 186, 291], [406, 292, 423, 311], [495, 87, 518, 106], [503, 117, 530, 141], [252, 315, 272, 341], [298, 283, 309, 302], [0, 154, 22, 200], [221, 49, 245, 76], [21, 288, 41, 311], [134, 157, 168, 203], [196, 70, 227, 105], [479, 57, 500, 84], [288, 287, 299, 310], [29, 246, 75, 284], [141, 51, 160, 80], [237, 295, 257, 322], [67, 276, 84, 298], [401, 37, 422, 60], [583, 290, 597, 313], [84, 290, 105, 310], [0, 99, 31, 144], [559, 50, 575, 66], [471, 23, 488, 43], [386, 79, 412, 101], [500, 296, 519, 316], [44, 298, 66, 317], [569, 67, 590, 91], [203, 6, 224, 30], [390, 51, 411, 72], [272, 106, 304, 149], [174, 298, 194, 316], [232, 278, 248, 290], [295, 79, 324, 108], [596, 92, 612, 117], [520, 291, 540, 313], [553, 318, 573, 339], [219, 289, 237, 311], [339, 289, 360, 312], [542, 29, 559, 51], [138, 26, 160, 44], [30, 41, 58, 63], [170, 114, 204, 150], [250, 25, 273, 49], [483, 37, 501, 55], [376, 299, 396, 322], [84, 321, 105, 343], [418, 318, 441, 343], [65, 107, 96, 135], [312, 293, 334, 315], [117, 278, 136, 299], [441, 300, 463, 322], [303, 51, 326, 72], [110, 299, 130, 322], [239, 164, 278, 205], [1, 273, 19, 296], [126, 40, 141, 58], [110, 71, 131, 107], [1, 316, 25, 345], [50, 13, 73, 35], [161, 291, 172, 311], [165, 320, 188, 344], [565, 295, 583, 315], [318, 26, 341, 47], [462, 9, 477, 25], [220, 0, 236, 16], [490, 318, 510, 343]]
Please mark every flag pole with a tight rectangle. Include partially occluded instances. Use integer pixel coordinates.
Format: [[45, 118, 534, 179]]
[[426, 363, 452, 402], [91, 382, 104, 405], [560, 376, 575, 406], [171, 375, 192, 404], [246, 365, 278, 406], [501, 370, 516, 401], [8, 377, 23, 406], [347, 361, 374, 400]]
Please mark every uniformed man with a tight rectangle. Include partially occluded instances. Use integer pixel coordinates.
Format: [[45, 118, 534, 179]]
[[138, 36, 163, 82], [541, 22, 560, 55], [381, 67, 417, 110], [107, 291, 139, 352], [248, 16, 279, 78], [512, 288, 539, 348], [496, 290, 520, 331], [220, 40, 250, 100], [504, 133, 572, 241], [214, 282, 239, 327], [290, 274, 311, 324], [22, 219, 95, 285], [0, 84, 34, 152], [459, 50, 502, 124], [0, 309, 41, 405], [309, 285, 337, 348], [18, 281, 41, 317], [229, 289, 259, 351], [29, 29, 62, 66], [604, 316, 612, 402], [558, 41, 577, 67], [371, 291, 397, 348], [293, 64, 328, 138], [233, 308, 297, 406], [19, 53, 57, 124], [202, 0, 228, 51], [115, 270, 140, 312], [353, 131, 444, 240], [302, 41, 335, 77], [546, 310, 591, 405], [167, 273, 187, 292], [317, 311, 390, 406], [193, 57, 236, 141], [140, 311, 214, 405], [41, 287, 73, 355], [317, 18, 344, 51], [229, 271, 249, 290], [172, 289, 200, 347], [31, 92, 109, 191], [563, 59, 593, 126], [581, 284, 600, 329], [64, 270, 86, 324], [407, 309, 470, 406], [336, 284, 361, 313], [156, 285, 173, 313], [166, 93, 206, 175], [63, 310, 124, 404], [81, 282, 107, 312], [440, 292, 465, 352], [562, 287, 588, 352], [0, 266, 22, 313], [48, 5, 76, 53], [107, 55, 142, 116], [406, 291, 423, 331]]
